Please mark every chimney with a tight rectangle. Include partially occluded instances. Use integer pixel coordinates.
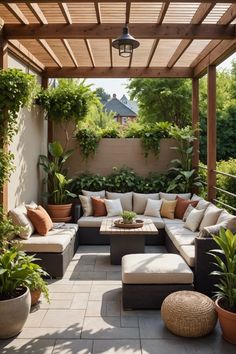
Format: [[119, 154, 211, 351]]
[[112, 93, 117, 98]]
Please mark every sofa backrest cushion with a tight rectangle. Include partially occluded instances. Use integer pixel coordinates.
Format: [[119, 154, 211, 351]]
[[106, 191, 132, 211], [82, 190, 106, 198], [9, 204, 35, 240], [27, 206, 53, 236], [175, 197, 198, 219], [199, 216, 236, 238], [133, 192, 159, 214], [91, 197, 107, 217], [199, 204, 223, 231], [160, 192, 191, 201], [160, 199, 177, 220]]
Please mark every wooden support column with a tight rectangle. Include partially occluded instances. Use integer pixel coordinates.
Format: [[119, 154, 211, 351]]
[[0, 37, 8, 210], [41, 75, 52, 145], [207, 65, 216, 202], [192, 77, 199, 170]]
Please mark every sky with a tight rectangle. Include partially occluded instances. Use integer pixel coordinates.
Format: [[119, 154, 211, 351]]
[[85, 52, 236, 100]]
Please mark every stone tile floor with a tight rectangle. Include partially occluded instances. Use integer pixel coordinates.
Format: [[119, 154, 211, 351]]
[[0, 245, 235, 353]]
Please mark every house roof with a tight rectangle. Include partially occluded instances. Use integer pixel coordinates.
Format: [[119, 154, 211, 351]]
[[105, 94, 137, 117], [120, 95, 138, 114], [1, 2, 236, 79]]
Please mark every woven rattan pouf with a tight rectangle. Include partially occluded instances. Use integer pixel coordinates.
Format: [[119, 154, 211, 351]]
[[161, 290, 217, 337]]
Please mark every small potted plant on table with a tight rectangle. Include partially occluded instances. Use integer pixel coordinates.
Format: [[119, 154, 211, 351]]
[[121, 211, 137, 224], [209, 228, 236, 344]]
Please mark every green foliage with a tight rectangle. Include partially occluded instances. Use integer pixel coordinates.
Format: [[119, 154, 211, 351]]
[[100, 126, 120, 138], [27, 271, 50, 303], [0, 149, 15, 190], [209, 228, 236, 312], [76, 127, 101, 160], [0, 248, 46, 300], [95, 87, 111, 103], [167, 125, 202, 193], [82, 102, 117, 130], [141, 122, 172, 157], [71, 173, 107, 193], [0, 207, 24, 250], [39, 141, 75, 204], [123, 119, 144, 138], [120, 210, 136, 222], [127, 78, 191, 127]]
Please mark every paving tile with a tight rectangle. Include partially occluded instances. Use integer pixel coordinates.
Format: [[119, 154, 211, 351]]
[[120, 316, 139, 328], [71, 293, 89, 310], [50, 293, 75, 300], [25, 309, 47, 327], [141, 339, 190, 354], [106, 272, 122, 280], [48, 279, 75, 286], [47, 284, 74, 293], [40, 299, 72, 310], [81, 317, 139, 339], [72, 284, 92, 293], [70, 272, 107, 281], [85, 301, 106, 317], [92, 280, 122, 286], [89, 286, 121, 301], [139, 314, 175, 339], [53, 339, 93, 354], [40, 309, 85, 328], [93, 339, 141, 353], [17, 327, 82, 339], [0, 338, 55, 354]]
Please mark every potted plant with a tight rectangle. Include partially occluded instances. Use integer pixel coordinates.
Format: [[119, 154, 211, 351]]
[[39, 141, 76, 221], [209, 228, 236, 344], [28, 271, 50, 306], [121, 211, 137, 224]]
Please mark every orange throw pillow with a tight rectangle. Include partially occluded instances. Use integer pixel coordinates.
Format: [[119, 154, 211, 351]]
[[91, 197, 107, 217], [27, 205, 53, 235], [175, 197, 198, 219]]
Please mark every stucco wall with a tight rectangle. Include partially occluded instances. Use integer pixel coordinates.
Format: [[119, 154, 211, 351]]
[[7, 54, 47, 209], [53, 123, 178, 177]]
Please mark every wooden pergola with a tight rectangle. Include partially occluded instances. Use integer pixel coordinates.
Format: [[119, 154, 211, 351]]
[[0, 1, 236, 208]]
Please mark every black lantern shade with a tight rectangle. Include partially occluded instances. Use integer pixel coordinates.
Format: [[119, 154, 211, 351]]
[[112, 26, 140, 57]]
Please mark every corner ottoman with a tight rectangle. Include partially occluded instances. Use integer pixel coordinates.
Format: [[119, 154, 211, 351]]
[[122, 253, 194, 309]]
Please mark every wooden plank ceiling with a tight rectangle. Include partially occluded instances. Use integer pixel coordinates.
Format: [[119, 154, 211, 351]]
[[0, 1, 236, 78]]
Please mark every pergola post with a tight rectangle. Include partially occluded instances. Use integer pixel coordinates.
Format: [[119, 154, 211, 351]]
[[192, 78, 199, 170], [42, 74, 52, 145], [0, 36, 9, 211], [207, 65, 217, 202]]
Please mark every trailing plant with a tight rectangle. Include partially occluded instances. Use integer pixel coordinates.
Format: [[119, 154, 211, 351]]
[[0, 149, 15, 191], [39, 141, 75, 204], [167, 125, 202, 193], [141, 121, 172, 157], [101, 126, 120, 138], [70, 173, 106, 194], [27, 271, 50, 303], [76, 127, 101, 160], [0, 207, 24, 251], [209, 228, 236, 312]]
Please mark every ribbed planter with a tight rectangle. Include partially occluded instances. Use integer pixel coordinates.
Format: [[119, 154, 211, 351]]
[[47, 203, 72, 222], [0, 287, 31, 339], [216, 298, 236, 344]]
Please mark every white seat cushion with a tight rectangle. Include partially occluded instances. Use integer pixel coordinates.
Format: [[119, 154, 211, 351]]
[[18, 224, 78, 253], [162, 218, 185, 226], [122, 253, 193, 284], [136, 215, 165, 229], [78, 216, 111, 227], [179, 245, 195, 267], [165, 224, 197, 251]]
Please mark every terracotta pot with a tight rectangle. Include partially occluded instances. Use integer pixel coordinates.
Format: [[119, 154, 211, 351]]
[[215, 298, 236, 344], [0, 287, 31, 339], [30, 289, 41, 306], [47, 203, 72, 222]]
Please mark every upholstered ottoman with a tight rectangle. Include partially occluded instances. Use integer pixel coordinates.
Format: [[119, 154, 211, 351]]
[[122, 253, 194, 309], [161, 291, 217, 337]]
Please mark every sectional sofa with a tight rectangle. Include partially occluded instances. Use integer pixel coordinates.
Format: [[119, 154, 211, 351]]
[[76, 190, 236, 296]]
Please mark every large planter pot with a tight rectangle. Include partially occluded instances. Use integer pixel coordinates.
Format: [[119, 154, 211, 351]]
[[30, 289, 41, 306], [0, 287, 31, 339], [216, 298, 236, 344], [47, 203, 72, 222]]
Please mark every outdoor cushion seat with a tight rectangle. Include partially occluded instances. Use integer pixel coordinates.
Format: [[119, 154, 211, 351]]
[[122, 253, 193, 284], [136, 215, 165, 229], [162, 218, 185, 226], [18, 224, 78, 253], [179, 245, 195, 267], [165, 225, 197, 251]]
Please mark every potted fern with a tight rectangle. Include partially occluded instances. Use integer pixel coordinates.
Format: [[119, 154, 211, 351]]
[[209, 228, 236, 344]]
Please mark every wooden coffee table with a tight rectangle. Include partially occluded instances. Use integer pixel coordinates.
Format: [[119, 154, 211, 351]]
[[100, 219, 158, 265]]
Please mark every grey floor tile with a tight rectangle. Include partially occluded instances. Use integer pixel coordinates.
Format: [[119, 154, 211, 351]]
[[71, 293, 89, 310], [139, 314, 176, 339], [25, 309, 47, 327], [141, 339, 190, 354], [40, 309, 85, 328], [17, 327, 82, 339], [93, 339, 141, 353], [40, 299, 72, 310], [121, 315, 139, 328], [53, 339, 93, 354], [71, 272, 107, 281], [72, 284, 92, 293], [0, 338, 55, 354], [106, 272, 122, 280]]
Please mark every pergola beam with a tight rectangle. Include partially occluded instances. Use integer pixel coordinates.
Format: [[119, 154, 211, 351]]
[[27, 3, 48, 24], [94, 3, 102, 24], [3, 23, 235, 40], [5, 3, 29, 25], [59, 3, 72, 24], [44, 66, 193, 78], [61, 39, 78, 67], [38, 39, 62, 67], [1, 0, 233, 3]]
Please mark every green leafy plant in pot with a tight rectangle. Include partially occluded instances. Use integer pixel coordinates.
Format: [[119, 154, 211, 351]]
[[209, 228, 236, 344], [27, 270, 50, 306], [120, 211, 137, 224], [39, 141, 76, 221]]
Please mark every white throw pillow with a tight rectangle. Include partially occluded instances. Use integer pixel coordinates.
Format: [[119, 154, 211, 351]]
[[104, 199, 123, 217], [199, 204, 223, 231], [106, 191, 132, 211], [8, 204, 35, 240], [82, 190, 105, 198], [144, 199, 163, 217], [184, 208, 205, 232], [160, 192, 191, 201], [196, 199, 210, 211], [182, 204, 194, 222]]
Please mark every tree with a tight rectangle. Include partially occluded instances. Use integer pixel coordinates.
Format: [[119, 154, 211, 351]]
[[95, 87, 111, 104], [127, 78, 192, 127]]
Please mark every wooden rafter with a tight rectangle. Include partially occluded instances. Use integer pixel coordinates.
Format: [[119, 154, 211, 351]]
[[126, 1, 131, 25], [1, 0, 233, 3], [8, 39, 45, 70], [4, 23, 234, 40], [146, 40, 159, 68], [109, 38, 113, 68], [94, 3, 101, 24], [5, 3, 29, 24], [38, 39, 62, 67], [59, 3, 72, 24], [85, 39, 95, 67], [157, 1, 170, 24], [61, 39, 78, 67], [167, 2, 216, 68], [27, 3, 48, 24], [45, 66, 193, 78]]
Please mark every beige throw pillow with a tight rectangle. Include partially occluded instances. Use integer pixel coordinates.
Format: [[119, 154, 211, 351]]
[[144, 199, 163, 217], [82, 190, 105, 198], [196, 199, 210, 211], [199, 204, 222, 231], [191, 194, 203, 202], [106, 191, 132, 211], [160, 199, 177, 220], [159, 192, 191, 201], [79, 195, 97, 216], [184, 208, 205, 232], [133, 192, 159, 214], [9, 204, 35, 240], [104, 199, 123, 217]]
